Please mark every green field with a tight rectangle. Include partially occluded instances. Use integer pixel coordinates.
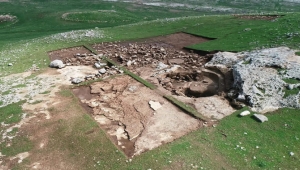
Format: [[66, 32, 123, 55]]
[[1, 0, 300, 169]]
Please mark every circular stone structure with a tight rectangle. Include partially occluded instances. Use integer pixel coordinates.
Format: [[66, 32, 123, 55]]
[[187, 78, 218, 97]]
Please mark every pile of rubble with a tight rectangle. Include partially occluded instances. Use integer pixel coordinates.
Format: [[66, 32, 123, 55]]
[[93, 42, 210, 70], [50, 55, 124, 84]]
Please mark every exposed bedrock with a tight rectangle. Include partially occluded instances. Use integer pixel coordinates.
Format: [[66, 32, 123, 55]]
[[205, 47, 300, 113]]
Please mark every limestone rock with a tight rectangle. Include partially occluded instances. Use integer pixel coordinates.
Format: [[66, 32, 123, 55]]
[[149, 101, 162, 111], [99, 68, 106, 74], [239, 110, 251, 116], [206, 47, 300, 113], [205, 51, 244, 75], [156, 62, 168, 70], [49, 60, 65, 69], [253, 114, 268, 122], [94, 63, 101, 68], [71, 78, 83, 84]]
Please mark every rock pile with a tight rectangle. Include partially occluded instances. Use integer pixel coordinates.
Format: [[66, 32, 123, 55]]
[[62, 53, 101, 66], [50, 56, 124, 84], [93, 42, 210, 70]]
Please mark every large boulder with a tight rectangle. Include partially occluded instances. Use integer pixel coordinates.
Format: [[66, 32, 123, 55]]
[[205, 47, 300, 113], [49, 60, 65, 69]]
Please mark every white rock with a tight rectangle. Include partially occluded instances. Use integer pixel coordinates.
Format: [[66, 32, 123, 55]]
[[71, 78, 83, 84], [156, 62, 168, 70], [290, 152, 295, 156], [253, 114, 268, 122], [287, 84, 294, 90], [99, 68, 106, 74], [252, 85, 263, 96], [206, 47, 300, 113], [149, 100, 162, 111], [49, 60, 65, 69], [128, 85, 138, 92], [166, 65, 180, 73], [240, 110, 251, 116], [94, 63, 101, 68], [127, 60, 132, 66], [8, 63, 13, 66], [237, 94, 246, 101]]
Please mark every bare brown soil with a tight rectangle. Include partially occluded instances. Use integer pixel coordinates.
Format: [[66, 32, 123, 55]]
[[145, 32, 211, 49], [48, 46, 92, 61]]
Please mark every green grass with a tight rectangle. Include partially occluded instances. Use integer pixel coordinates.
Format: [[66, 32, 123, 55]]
[[0, 101, 32, 159], [6, 127, 18, 136], [30, 100, 43, 105], [62, 10, 138, 24], [18, 90, 300, 169], [2, 90, 11, 95], [164, 95, 208, 121], [186, 13, 300, 52], [59, 89, 74, 97], [123, 69, 157, 90], [201, 107, 300, 169], [83, 44, 98, 54], [75, 78, 104, 87], [283, 78, 300, 84], [39, 90, 51, 94], [0, 136, 33, 157], [242, 59, 251, 65], [0, 101, 25, 124], [1, 1, 300, 169], [296, 51, 300, 56], [12, 84, 27, 88], [0, 0, 201, 46], [0, 1, 298, 77], [1, 13, 300, 76], [284, 88, 300, 98]]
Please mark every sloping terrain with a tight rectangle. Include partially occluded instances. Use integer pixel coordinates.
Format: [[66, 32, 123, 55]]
[[0, 0, 300, 169]]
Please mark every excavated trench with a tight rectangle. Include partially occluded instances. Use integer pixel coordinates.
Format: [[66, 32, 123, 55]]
[[164, 69, 225, 97], [48, 32, 235, 157]]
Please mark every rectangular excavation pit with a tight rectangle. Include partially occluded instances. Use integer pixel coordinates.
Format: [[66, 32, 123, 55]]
[[71, 75, 202, 157]]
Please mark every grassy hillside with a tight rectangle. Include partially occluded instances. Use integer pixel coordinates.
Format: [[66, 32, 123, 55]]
[[1, 12, 300, 76], [0, 0, 300, 169], [0, 0, 203, 46]]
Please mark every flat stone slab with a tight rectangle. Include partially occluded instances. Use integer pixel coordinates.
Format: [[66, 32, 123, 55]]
[[240, 110, 251, 116], [253, 114, 268, 122], [149, 100, 162, 111]]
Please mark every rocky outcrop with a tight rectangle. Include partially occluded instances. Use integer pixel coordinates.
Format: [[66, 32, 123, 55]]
[[205, 47, 300, 113]]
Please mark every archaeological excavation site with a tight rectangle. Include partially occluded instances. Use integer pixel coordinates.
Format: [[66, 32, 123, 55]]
[[48, 32, 300, 157]]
